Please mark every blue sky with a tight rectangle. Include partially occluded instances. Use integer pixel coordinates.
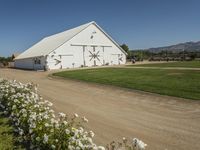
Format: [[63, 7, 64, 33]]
[[0, 0, 200, 56]]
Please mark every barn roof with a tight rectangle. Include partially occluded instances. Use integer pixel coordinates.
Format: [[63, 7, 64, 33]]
[[15, 21, 126, 60]]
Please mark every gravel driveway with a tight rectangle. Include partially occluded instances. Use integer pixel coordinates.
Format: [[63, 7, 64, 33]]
[[0, 68, 200, 150]]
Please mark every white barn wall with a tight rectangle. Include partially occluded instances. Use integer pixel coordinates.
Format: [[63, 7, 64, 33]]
[[47, 46, 83, 69], [15, 22, 126, 70], [69, 23, 126, 66], [15, 57, 46, 70], [15, 58, 34, 69], [46, 24, 126, 69]]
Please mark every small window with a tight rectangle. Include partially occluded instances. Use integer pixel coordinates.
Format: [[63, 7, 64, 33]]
[[34, 58, 41, 64]]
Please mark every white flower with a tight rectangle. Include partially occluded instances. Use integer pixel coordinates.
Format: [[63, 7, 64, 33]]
[[74, 113, 79, 118], [43, 114, 49, 119], [98, 146, 105, 150], [30, 123, 36, 129], [0, 79, 143, 150], [133, 138, 147, 150], [55, 123, 59, 128], [14, 99, 19, 103], [89, 131, 95, 137], [0, 104, 5, 109], [29, 129, 33, 134], [63, 121, 68, 125], [65, 129, 70, 134], [19, 129, 24, 135], [51, 145, 56, 149], [68, 145, 74, 150], [21, 108, 26, 113], [58, 112, 66, 118], [34, 85, 38, 92], [45, 123, 49, 127], [36, 137, 40, 141], [43, 134, 48, 144], [34, 104, 39, 108], [3, 111, 8, 115], [12, 105, 16, 110], [79, 127, 84, 133], [48, 102, 53, 107], [82, 116, 88, 123], [23, 113, 27, 117]]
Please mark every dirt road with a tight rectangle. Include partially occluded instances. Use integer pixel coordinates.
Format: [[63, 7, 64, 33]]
[[0, 68, 200, 150]]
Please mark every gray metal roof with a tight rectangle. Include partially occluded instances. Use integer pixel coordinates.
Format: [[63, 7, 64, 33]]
[[15, 21, 127, 60], [15, 21, 93, 60]]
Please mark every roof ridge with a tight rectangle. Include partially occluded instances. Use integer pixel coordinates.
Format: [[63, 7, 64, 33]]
[[15, 21, 95, 60], [44, 21, 94, 39]]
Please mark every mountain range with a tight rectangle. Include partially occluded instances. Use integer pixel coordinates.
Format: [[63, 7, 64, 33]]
[[145, 41, 200, 53]]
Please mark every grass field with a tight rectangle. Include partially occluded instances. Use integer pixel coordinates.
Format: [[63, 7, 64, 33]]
[[129, 61, 200, 68], [53, 68, 200, 100]]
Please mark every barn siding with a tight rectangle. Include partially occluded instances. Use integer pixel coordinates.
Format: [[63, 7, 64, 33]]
[[15, 22, 126, 70], [46, 23, 126, 69], [15, 57, 46, 70], [69, 23, 126, 65]]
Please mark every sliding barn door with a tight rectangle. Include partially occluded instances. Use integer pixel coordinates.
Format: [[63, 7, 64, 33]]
[[84, 46, 103, 66]]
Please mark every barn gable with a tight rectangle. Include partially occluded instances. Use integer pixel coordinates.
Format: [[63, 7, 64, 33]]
[[47, 23, 127, 69], [15, 21, 126, 60]]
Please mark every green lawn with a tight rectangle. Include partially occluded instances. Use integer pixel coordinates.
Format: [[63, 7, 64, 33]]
[[0, 112, 24, 150], [53, 68, 200, 100], [128, 61, 200, 68]]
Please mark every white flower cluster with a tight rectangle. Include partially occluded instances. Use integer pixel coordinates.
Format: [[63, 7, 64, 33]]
[[0, 79, 105, 150], [0, 79, 147, 150], [132, 138, 147, 150], [107, 137, 147, 150]]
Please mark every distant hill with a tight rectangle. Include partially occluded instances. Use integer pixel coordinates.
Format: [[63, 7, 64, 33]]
[[146, 41, 200, 53]]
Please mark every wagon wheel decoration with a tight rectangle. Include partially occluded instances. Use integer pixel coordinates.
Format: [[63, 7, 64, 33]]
[[89, 51, 102, 64], [54, 58, 61, 65], [119, 56, 123, 62]]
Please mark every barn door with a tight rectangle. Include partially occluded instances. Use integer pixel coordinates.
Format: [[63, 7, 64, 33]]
[[33, 57, 43, 70], [84, 46, 103, 66], [111, 54, 123, 65], [60, 55, 74, 68]]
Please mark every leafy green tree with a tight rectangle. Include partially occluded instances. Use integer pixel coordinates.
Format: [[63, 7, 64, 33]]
[[0, 57, 12, 66], [121, 44, 131, 59]]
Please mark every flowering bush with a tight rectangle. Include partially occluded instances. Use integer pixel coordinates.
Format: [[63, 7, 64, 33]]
[[0, 79, 147, 150], [106, 137, 147, 150]]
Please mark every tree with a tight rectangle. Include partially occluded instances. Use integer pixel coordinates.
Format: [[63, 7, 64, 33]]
[[0, 56, 12, 66], [120, 44, 131, 59]]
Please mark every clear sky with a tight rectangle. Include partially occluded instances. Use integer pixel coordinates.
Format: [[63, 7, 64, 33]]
[[0, 0, 200, 56]]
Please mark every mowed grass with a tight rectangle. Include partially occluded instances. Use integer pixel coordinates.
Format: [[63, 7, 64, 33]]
[[53, 68, 200, 100], [128, 61, 200, 68]]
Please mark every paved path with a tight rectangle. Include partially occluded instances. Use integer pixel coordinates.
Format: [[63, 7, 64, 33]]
[[0, 68, 200, 150]]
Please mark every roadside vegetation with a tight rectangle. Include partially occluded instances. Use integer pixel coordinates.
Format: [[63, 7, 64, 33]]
[[0, 79, 146, 150], [0, 112, 23, 150], [0, 56, 12, 67], [53, 68, 200, 100], [128, 61, 200, 68]]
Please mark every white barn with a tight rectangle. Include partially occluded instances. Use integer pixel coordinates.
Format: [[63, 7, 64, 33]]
[[15, 21, 127, 70]]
